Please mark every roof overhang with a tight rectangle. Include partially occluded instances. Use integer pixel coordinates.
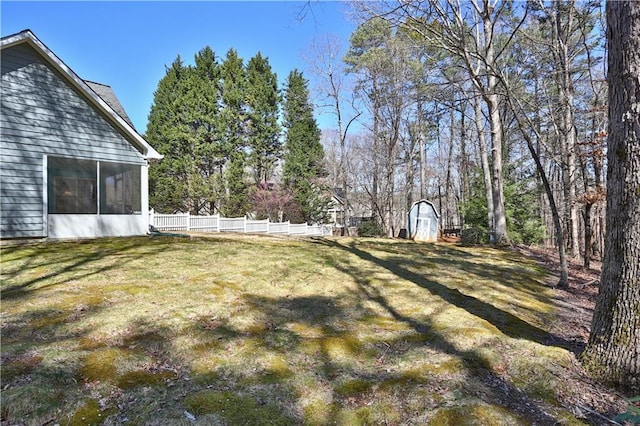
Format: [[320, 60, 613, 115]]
[[1, 30, 163, 161]]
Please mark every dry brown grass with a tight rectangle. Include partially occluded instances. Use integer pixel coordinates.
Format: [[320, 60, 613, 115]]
[[0, 234, 623, 424]]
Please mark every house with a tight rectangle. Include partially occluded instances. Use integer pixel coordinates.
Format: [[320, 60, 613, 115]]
[[327, 187, 346, 229], [1, 30, 162, 239], [407, 199, 440, 242]]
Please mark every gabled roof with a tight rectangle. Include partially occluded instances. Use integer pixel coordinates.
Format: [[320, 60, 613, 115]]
[[84, 81, 136, 129], [0, 30, 162, 160], [411, 199, 440, 218]]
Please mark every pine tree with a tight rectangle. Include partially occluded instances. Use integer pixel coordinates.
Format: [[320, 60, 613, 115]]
[[246, 53, 282, 184], [219, 49, 249, 217], [191, 47, 225, 214], [147, 49, 224, 214], [147, 57, 191, 213], [282, 70, 329, 223]]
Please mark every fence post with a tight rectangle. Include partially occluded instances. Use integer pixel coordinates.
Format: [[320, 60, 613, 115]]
[[244, 216, 247, 234], [287, 221, 290, 235], [149, 208, 154, 231], [266, 218, 270, 235], [186, 212, 190, 231]]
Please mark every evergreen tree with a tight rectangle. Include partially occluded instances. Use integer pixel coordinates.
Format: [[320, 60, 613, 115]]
[[183, 47, 224, 214], [147, 49, 223, 214], [282, 70, 329, 223], [219, 49, 250, 216], [462, 167, 545, 245], [147, 57, 191, 213], [246, 53, 282, 184]]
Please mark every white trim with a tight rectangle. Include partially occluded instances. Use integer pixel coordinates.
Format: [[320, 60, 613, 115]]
[[1, 30, 162, 161], [42, 155, 48, 237], [410, 199, 440, 218], [96, 161, 101, 215], [140, 162, 150, 233]]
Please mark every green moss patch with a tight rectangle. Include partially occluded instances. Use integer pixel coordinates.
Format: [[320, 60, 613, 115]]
[[117, 369, 178, 389], [261, 357, 294, 383], [183, 390, 294, 425], [335, 379, 373, 398], [78, 347, 149, 384], [66, 398, 116, 426], [78, 348, 125, 382], [428, 402, 526, 425]]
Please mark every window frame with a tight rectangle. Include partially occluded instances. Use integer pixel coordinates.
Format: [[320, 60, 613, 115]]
[[46, 156, 141, 216]]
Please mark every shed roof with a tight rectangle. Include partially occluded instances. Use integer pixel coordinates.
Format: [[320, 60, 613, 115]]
[[410, 199, 440, 217], [0, 29, 162, 160]]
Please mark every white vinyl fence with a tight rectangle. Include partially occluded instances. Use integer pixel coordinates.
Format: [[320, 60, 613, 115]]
[[149, 210, 332, 237]]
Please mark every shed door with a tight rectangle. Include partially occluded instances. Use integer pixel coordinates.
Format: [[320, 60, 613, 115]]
[[415, 216, 431, 241]]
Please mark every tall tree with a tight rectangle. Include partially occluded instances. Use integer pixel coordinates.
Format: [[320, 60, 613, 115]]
[[388, 0, 523, 244], [282, 70, 329, 223], [582, 0, 640, 392], [246, 52, 282, 184], [147, 57, 187, 213], [345, 17, 416, 236], [220, 49, 249, 217], [305, 34, 362, 233], [147, 50, 222, 214], [190, 46, 224, 214]]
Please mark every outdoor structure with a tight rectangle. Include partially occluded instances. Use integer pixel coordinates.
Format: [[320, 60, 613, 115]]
[[327, 190, 346, 229], [1, 30, 162, 239], [407, 199, 440, 242]]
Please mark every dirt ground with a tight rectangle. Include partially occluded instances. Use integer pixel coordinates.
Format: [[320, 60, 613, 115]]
[[511, 245, 631, 424]]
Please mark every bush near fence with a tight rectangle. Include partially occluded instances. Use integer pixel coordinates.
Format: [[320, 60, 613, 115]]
[[149, 210, 331, 237]]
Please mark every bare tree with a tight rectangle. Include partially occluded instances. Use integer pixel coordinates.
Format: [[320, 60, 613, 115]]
[[304, 34, 361, 232], [386, 0, 528, 244]]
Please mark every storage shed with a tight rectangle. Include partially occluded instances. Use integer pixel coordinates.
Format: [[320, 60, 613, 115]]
[[1, 30, 162, 239], [407, 199, 440, 242]]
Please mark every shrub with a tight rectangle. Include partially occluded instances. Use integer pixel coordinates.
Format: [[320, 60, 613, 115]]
[[357, 221, 384, 237], [460, 227, 488, 245]]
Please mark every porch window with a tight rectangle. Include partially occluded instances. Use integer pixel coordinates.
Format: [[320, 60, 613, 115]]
[[48, 157, 97, 214], [47, 157, 141, 215], [100, 162, 141, 214]]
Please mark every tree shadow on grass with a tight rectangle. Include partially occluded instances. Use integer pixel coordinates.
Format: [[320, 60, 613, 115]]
[[345, 239, 556, 306], [305, 239, 585, 423], [0, 237, 174, 302], [232, 286, 561, 423], [315, 239, 574, 351]]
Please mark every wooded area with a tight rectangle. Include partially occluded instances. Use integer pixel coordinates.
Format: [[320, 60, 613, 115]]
[[314, 1, 608, 276]]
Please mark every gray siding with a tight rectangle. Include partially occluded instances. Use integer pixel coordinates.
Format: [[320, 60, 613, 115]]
[[1, 43, 146, 238]]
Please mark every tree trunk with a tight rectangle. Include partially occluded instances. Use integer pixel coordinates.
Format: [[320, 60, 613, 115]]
[[487, 92, 508, 244], [583, 202, 592, 270], [582, 0, 640, 392], [474, 93, 495, 242], [445, 105, 455, 229], [482, 12, 508, 245], [459, 104, 469, 227], [501, 81, 569, 288], [419, 102, 427, 200]]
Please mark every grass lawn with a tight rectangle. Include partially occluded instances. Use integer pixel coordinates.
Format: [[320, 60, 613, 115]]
[[0, 234, 621, 425]]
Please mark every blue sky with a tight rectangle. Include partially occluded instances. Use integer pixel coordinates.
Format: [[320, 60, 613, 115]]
[[1, 1, 356, 133]]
